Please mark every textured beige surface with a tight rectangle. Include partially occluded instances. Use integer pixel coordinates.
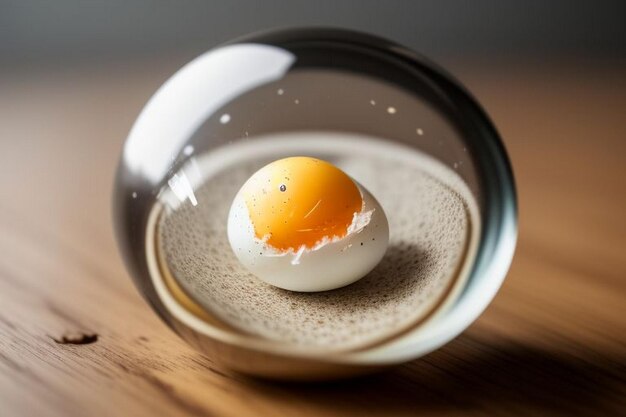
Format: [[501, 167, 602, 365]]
[[158, 150, 472, 350]]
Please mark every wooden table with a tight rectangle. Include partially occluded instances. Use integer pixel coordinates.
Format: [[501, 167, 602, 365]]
[[0, 57, 624, 416]]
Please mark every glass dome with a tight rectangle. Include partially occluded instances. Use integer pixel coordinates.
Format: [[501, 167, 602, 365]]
[[113, 28, 517, 379]]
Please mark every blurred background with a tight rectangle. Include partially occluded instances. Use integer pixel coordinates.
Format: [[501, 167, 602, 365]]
[[2, 0, 626, 65], [1, 1, 624, 416], [0, 0, 626, 68]]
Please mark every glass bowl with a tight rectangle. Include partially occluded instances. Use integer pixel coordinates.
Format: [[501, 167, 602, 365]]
[[113, 28, 517, 380]]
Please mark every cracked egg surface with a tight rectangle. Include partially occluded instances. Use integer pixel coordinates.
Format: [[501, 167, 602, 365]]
[[227, 157, 389, 292]]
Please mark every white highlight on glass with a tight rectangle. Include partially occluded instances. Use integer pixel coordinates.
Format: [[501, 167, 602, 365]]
[[123, 44, 296, 183], [168, 172, 198, 206]]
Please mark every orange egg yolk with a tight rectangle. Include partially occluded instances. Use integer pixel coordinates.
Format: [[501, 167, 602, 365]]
[[242, 157, 363, 251]]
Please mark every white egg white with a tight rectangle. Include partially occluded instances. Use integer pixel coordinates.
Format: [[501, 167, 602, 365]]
[[227, 183, 389, 292]]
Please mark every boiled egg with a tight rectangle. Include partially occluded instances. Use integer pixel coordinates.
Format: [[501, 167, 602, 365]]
[[227, 157, 389, 292]]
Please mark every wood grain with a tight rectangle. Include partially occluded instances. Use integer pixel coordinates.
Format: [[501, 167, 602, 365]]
[[0, 57, 624, 416]]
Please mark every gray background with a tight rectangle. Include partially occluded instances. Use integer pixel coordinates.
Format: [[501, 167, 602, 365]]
[[2, 0, 625, 66]]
